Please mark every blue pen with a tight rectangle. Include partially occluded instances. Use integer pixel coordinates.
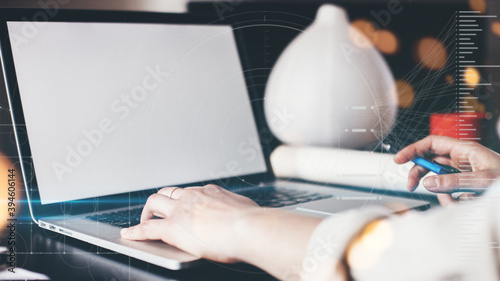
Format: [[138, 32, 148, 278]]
[[382, 143, 461, 175], [412, 156, 461, 174]]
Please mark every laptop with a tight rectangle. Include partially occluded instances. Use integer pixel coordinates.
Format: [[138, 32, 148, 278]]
[[0, 9, 430, 270]]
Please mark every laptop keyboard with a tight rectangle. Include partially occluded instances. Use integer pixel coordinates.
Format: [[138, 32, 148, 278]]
[[87, 207, 143, 228], [237, 187, 333, 208], [86, 187, 332, 228]]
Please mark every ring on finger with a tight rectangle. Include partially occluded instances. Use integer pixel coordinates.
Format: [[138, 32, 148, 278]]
[[169, 187, 180, 199]]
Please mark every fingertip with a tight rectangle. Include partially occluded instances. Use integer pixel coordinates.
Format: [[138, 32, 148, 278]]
[[407, 179, 418, 192], [393, 154, 402, 164], [406, 180, 414, 192], [393, 149, 412, 164], [423, 176, 439, 189], [120, 228, 130, 238]]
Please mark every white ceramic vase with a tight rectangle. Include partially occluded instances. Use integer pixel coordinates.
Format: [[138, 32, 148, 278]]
[[264, 4, 398, 149]]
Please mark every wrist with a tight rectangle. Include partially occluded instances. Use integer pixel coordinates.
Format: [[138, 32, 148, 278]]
[[231, 207, 322, 279], [230, 206, 266, 262]]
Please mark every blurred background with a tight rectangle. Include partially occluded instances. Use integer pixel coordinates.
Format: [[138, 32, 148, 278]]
[[1, 0, 499, 164]]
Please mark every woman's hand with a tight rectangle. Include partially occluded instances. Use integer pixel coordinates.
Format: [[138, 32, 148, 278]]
[[120, 184, 321, 279], [120, 184, 259, 263], [394, 135, 500, 205]]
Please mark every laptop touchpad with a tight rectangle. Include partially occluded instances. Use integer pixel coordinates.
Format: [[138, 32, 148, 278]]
[[295, 196, 413, 217]]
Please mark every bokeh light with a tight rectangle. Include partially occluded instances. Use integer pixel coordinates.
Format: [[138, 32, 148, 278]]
[[347, 219, 394, 270], [477, 103, 486, 113], [463, 67, 480, 87], [395, 79, 415, 108], [351, 19, 378, 44], [414, 37, 448, 70], [375, 30, 399, 55], [469, 0, 486, 13], [445, 74, 455, 85], [351, 20, 400, 55], [491, 21, 500, 36]]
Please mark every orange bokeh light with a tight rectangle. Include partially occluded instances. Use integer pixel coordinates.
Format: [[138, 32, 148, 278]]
[[463, 67, 480, 87], [395, 80, 415, 108], [351, 19, 378, 44], [375, 30, 399, 55], [491, 21, 500, 36], [414, 37, 448, 70], [469, 0, 486, 13], [446, 74, 454, 85]]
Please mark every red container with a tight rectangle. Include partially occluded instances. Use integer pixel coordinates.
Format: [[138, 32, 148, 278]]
[[430, 113, 484, 142]]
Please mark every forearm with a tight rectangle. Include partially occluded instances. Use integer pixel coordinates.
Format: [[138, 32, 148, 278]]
[[232, 208, 322, 280]]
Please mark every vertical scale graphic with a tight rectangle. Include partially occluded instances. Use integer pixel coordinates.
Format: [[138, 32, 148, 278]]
[[455, 9, 498, 274], [456, 11, 484, 145], [455, 10, 497, 179]]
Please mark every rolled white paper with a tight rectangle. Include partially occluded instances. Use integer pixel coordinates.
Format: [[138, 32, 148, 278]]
[[270, 145, 434, 195]]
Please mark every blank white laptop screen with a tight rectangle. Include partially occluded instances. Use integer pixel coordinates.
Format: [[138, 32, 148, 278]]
[[7, 21, 267, 204]]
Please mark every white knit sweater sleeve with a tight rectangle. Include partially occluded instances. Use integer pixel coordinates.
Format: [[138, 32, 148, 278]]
[[302, 182, 500, 281]]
